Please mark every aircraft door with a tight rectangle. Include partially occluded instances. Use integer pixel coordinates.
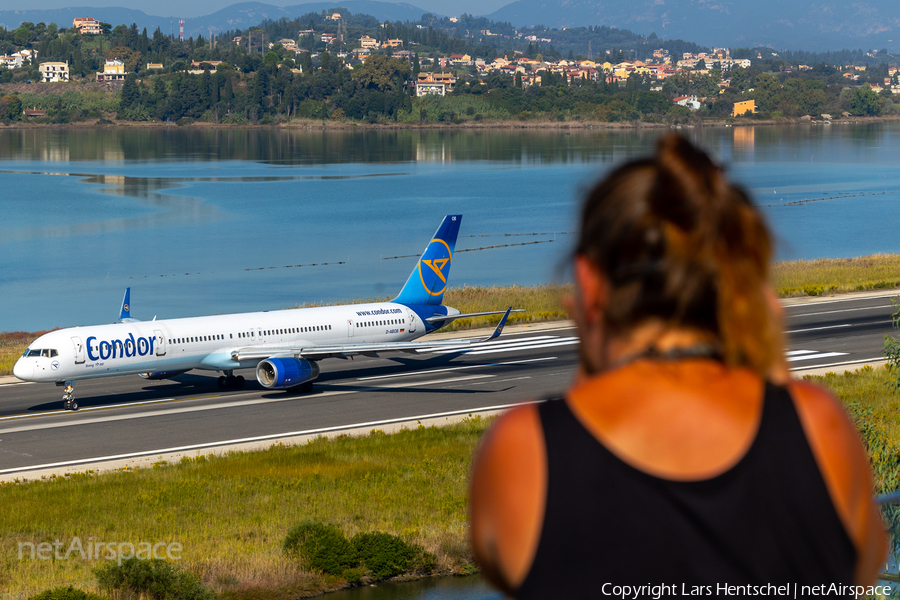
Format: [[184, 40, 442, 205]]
[[72, 337, 85, 364], [407, 309, 417, 333], [347, 318, 354, 338], [154, 330, 166, 356]]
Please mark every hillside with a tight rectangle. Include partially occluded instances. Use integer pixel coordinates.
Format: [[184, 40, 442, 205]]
[[0, 1, 434, 39], [487, 0, 900, 52]]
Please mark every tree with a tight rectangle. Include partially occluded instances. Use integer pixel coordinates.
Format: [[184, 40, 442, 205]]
[[850, 85, 881, 116], [119, 73, 140, 111], [351, 54, 410, 92], [106, 46, 142, 73], [0, 94, 22, 121]]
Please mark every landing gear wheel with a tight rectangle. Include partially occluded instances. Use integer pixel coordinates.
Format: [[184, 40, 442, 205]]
[[235, 375, 245, 390], [300, 381, 314, 394], [62, 380, 77, 411], [217, 376, 226, 389]]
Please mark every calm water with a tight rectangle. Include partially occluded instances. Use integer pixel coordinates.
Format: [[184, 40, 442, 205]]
[[3, 124, 900, 332], [326, 575, 500, 600]]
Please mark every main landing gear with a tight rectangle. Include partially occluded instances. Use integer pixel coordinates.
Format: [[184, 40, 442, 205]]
[[286, 381, 314, 395], [217, 371, 245, 391], [62, 380, 78, 411]]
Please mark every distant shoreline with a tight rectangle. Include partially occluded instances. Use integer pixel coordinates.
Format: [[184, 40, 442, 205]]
[[3, 114, 900, 131]]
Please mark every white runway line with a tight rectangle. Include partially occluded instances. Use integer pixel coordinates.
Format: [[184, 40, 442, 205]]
[[421, 336, 579, 355], [355, 356, 557, 381], [786, 352, 848, 362], [788, 306, 890, 318], [785, 324, 853, 334], [0, 401, 537, 475], [462, 339, 580, 356], [415, 335, 560, 353]]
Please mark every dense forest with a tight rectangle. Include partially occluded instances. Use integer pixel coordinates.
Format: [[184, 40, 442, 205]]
[[0, 11, 896, 125]]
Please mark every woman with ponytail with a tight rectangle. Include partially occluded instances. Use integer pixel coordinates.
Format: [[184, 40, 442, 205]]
[[469, 135, 886, 597]]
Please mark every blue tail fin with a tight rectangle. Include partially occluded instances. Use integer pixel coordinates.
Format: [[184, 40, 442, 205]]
[[119, 287, 141, 322], [394, 215, 462, 306], [120, 287, 132, 321]]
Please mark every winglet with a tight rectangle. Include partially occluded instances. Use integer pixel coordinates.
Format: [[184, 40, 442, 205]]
[[484, 307, 512, 341], [119, 287, 141, 323]]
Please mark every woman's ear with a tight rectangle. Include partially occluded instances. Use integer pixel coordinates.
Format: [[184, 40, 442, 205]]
[[571, 254, 608, 327]]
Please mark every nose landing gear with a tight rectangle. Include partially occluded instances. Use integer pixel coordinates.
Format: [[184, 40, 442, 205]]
[[62, 380, 78, 411]]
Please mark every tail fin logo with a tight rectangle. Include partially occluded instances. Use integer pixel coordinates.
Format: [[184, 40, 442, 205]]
[[418, 238, 452, 296]]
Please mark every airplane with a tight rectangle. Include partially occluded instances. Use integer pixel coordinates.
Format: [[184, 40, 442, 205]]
[[13, 215, 517, 411]]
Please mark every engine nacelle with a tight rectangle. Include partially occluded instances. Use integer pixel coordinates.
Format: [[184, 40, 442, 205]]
[[139, 370, 190, 380], [256, 358, 320, 389]]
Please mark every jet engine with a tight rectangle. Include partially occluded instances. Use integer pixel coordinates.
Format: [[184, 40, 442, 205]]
[[256, 357, 320, 390]]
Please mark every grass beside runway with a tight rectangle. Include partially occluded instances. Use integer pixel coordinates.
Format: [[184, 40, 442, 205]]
[[772, 253, 900, 297], [0, 416, 489, 597]]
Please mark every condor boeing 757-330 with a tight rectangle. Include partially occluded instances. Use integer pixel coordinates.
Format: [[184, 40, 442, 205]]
[[13, 215, 516, 410]]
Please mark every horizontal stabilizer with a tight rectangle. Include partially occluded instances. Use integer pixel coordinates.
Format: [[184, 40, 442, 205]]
[[424, 309, 524, 323]]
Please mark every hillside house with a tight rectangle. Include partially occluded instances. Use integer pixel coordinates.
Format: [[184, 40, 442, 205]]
[[72, 18, 102, 34], [39, 61, 69, 82]]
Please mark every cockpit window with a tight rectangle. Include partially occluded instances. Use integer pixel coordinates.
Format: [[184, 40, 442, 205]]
[[22, 348, 30, 358], [26, 349, 41, 357]]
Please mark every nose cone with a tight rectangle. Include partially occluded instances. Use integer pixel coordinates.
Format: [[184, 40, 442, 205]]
[[12, 358, 31, 381]]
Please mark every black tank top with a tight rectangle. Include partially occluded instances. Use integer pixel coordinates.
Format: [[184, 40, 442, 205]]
[[517, 383, 856, 598]]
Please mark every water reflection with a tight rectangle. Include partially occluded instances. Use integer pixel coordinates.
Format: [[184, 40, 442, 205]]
[[1, 125, 899, 167], [0, 128, 659, 165], [0, 169, 410, 241], [325, 575, 502, 600]]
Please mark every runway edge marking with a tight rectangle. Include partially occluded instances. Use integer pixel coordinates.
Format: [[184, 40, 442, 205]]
[[0, 401, 541, 481]]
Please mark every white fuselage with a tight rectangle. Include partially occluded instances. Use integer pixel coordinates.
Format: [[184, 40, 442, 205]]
[[14, 302, 422, 383]]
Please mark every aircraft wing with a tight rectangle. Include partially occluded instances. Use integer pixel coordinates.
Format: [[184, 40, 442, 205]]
[[230, 308, 513, 362]]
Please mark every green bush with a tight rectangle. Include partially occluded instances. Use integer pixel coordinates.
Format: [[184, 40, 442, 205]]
[[94, 558, 214, 600], [351, 531, 415, 579], [28, 587, 109, 600], [283, 521, 357, 575], [283, 523, 436, 580]]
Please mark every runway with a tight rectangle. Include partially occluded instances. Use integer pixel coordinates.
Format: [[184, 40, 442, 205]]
[[0, 290, 897, 477]]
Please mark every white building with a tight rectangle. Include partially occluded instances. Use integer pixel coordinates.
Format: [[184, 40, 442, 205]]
[[39, 61, 69, 82]]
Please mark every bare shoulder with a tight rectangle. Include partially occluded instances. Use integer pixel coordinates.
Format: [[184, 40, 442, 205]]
[[787, 380, 867, 476], [787, 379, 887, 580], [470, 402, 547, 593], [476, 403, 544, 463]]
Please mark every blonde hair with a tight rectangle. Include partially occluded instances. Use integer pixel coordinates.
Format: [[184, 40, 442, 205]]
[[576, 134, 781, 376]]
